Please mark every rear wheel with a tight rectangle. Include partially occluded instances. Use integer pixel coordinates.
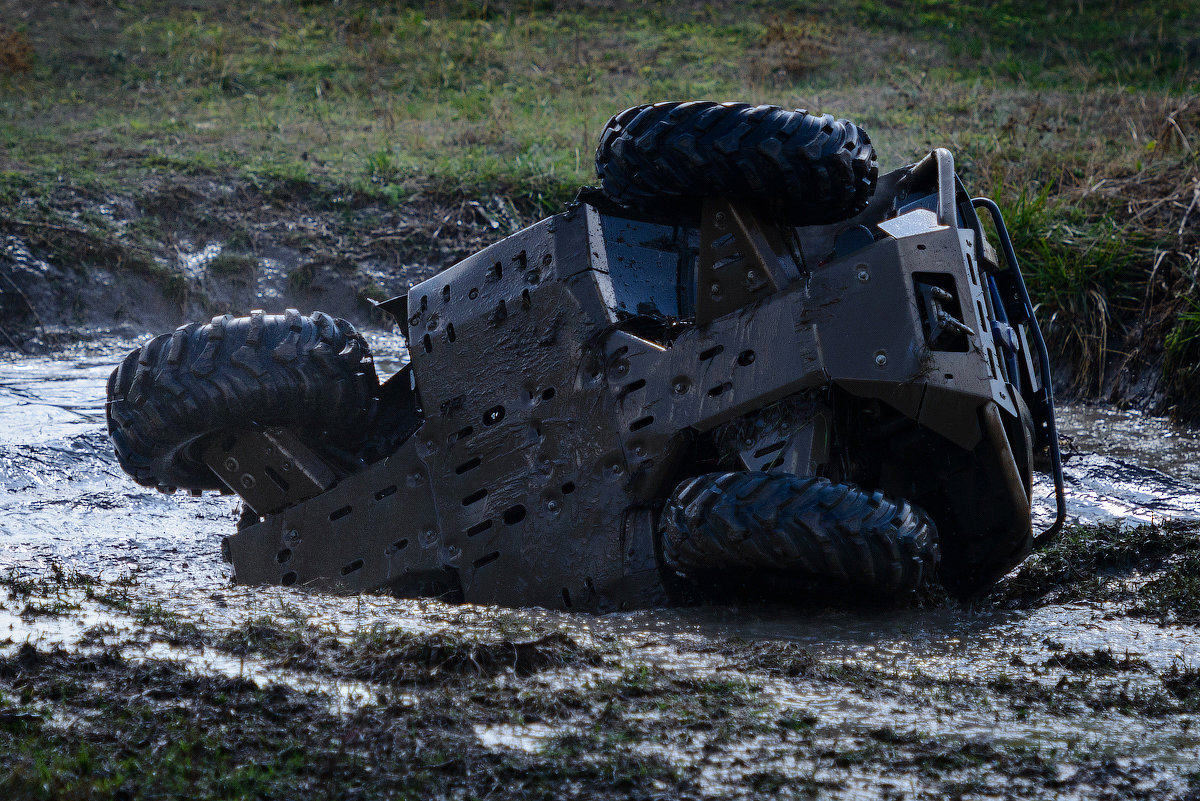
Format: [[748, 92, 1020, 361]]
[[106, 309, 377, 492], [659, 471, 939, 598], [596, 101, 878, 225]]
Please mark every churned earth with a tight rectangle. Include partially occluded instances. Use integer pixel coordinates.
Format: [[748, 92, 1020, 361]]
[[1, 339, 1199, 800]]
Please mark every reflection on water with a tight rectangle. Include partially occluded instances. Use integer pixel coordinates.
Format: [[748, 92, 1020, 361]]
[[1057, 403, 1200, 484]]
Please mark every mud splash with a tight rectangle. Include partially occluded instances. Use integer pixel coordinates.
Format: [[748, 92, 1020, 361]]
[[2, 341, 1199, 799]]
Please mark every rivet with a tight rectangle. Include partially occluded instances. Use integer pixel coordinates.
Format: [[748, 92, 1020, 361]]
[[608, 463, 623, 476], [710, 282, 721, 296], [286, 529, 301, 543], [468, 288, 479, 299], [875, 351, 888, 367], [857, 268, 870, 283], [673, 381, 688, 394], [546, 499, 560, 513], [280, 461, 291, 472], [615, 363, 628, 376], [224, 457, 239, 473], [633, 446, 646, 457], [240, 474, 256, 489]]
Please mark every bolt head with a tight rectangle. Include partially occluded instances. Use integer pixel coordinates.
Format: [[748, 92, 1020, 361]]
[[673, 381, 688, 394], [875, 352, 888, 367], [224, 457, 239, 473], [240, 473, 256, 489], [857, 269, 870, 283], [710, 282, 721, 296], [546, 499, 560, 513]]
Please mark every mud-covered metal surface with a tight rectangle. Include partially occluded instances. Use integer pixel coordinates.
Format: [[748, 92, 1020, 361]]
[[2, 341, 1200, 799]]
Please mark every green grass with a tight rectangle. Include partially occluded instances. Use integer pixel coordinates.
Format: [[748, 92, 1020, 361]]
[[3, 0, 1196, 200], [998, 519, 1200, 622]]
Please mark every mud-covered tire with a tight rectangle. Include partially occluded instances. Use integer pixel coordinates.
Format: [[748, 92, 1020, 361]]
[[595, 101, 878, 225], [106, 309, 377, 492], [660, 472, 939, 597]]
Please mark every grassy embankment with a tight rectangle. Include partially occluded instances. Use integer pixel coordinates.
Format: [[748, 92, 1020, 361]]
[[0, 0, 1197, 409]]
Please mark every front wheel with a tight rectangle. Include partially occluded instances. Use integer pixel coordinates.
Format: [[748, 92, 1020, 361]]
[[106, 309, 378, 492], [659, 472, 939, 598]]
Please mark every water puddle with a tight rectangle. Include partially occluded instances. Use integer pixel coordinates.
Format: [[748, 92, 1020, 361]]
[[0, 589, 379, 713], [474, 721, 557, 753]]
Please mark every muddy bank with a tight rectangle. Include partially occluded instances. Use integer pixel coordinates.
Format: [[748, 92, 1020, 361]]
[[0, 176, 538, 349], [2, 342, 1200, 799]]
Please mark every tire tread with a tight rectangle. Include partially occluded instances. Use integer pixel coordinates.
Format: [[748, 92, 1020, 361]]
[[661, 472, 939, 596]]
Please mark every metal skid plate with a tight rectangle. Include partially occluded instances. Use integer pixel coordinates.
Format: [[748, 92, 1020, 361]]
[[696, 198, 801, 324], [224, 435, 448, 597], [399, 207, 646, 610], [204, 428, 334, 515]]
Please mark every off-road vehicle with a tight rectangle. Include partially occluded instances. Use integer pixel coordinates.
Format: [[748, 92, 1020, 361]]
[[107, 102, 1065, 611]]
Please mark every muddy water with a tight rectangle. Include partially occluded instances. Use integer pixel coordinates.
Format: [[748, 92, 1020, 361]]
[[0, 340, 235, 589], [2, 340, 1199, 793], [1044, 404, 1200, 526]]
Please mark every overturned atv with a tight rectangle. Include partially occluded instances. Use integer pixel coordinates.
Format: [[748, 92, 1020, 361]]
[[107, 102, 1064, 611]]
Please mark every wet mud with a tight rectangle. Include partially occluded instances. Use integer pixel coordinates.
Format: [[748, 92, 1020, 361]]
[[2, 341, 1199, 799]]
